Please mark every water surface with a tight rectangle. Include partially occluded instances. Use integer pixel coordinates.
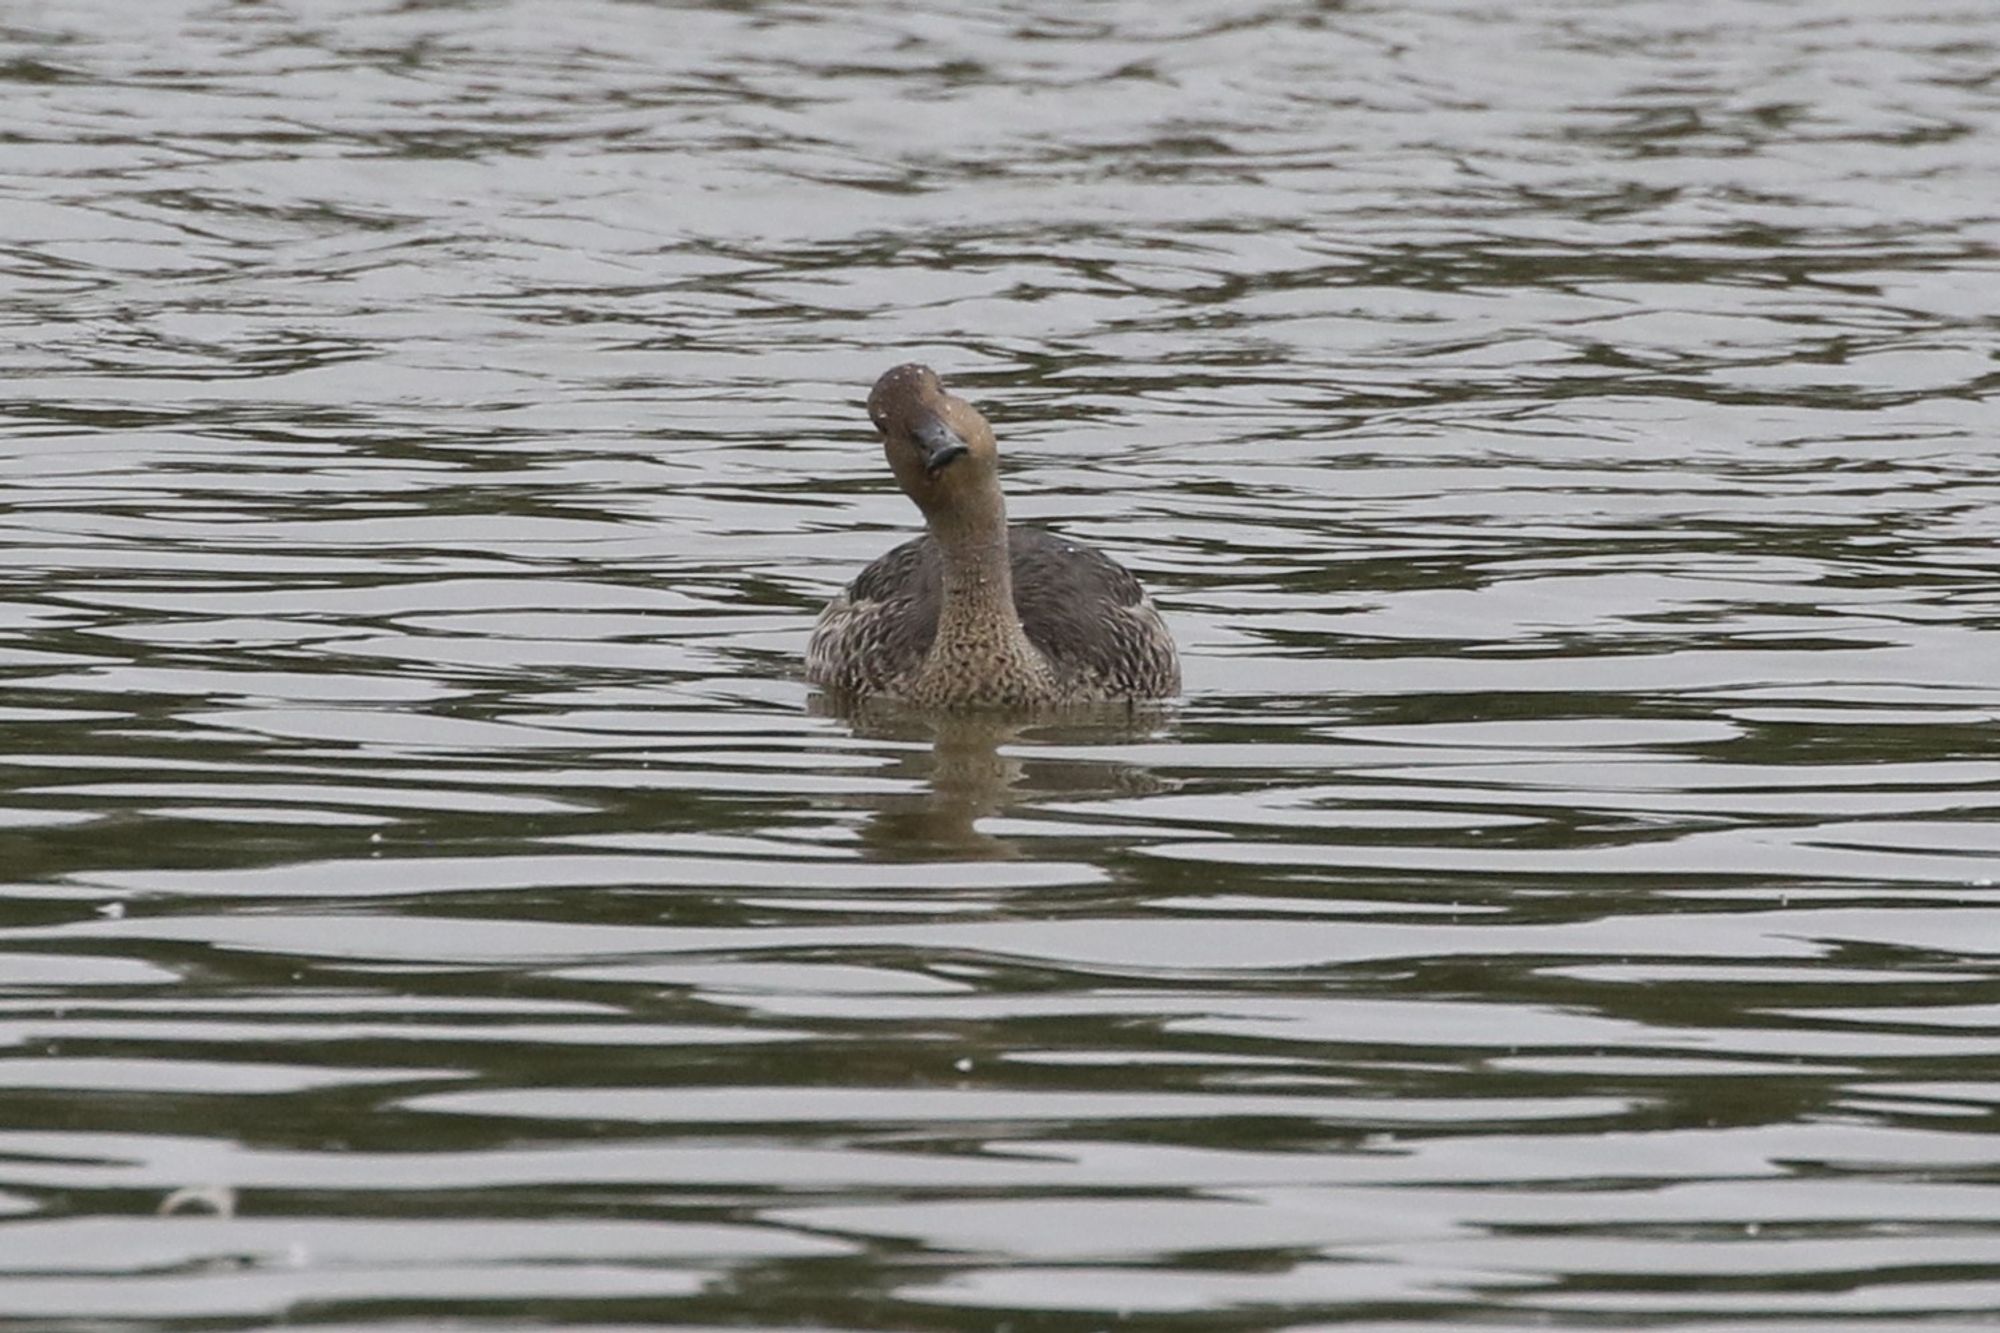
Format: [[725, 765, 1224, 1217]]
[[4, 0, 2000, 1327]]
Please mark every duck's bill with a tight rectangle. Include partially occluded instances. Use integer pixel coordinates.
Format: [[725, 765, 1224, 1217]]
[[913, 416, 970, 475]]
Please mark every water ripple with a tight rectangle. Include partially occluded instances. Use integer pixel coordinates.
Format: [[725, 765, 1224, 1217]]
[[3, 0, 1999, 1325]]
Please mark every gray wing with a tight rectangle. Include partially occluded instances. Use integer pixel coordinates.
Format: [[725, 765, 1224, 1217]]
[[1010, 528, 1180, 699], [806, 535, 941, 696]]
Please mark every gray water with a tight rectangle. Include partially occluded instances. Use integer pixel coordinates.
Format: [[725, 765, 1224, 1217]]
[[4, 0, 2000, 1327]]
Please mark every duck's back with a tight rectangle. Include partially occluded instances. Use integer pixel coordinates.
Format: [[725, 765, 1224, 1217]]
[[807, 525, 1178, 702]]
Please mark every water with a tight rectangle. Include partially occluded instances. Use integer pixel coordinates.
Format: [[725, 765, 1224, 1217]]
[[4, 0, 2000, 1326]]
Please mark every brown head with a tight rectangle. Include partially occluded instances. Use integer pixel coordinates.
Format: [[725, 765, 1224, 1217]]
[[866, 364, 1004, 533]]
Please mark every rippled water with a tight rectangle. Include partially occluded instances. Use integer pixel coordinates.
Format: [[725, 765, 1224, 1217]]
[[5, 0, 2000, 1326]]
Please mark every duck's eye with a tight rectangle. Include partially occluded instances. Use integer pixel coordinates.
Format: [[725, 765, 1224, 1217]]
[[869, 412, 887, 431]]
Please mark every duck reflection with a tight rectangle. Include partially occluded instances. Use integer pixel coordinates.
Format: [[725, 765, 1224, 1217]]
[[811, 698, 1174, 857]]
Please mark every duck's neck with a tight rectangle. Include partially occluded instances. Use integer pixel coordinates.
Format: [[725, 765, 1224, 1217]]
[[914, 497, 1058, 704], [937, 506, 1016, 627]]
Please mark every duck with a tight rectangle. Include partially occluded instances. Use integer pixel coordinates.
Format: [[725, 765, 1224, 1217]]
[[807, 364, 1179, 710]]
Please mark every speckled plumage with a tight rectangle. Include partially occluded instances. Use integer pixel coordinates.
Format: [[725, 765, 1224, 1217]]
[[807, 365, 1179, 710], [808, 526, 1180, 706]]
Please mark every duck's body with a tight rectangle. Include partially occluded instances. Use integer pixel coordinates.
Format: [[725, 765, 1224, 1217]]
[[809, 525, 1179, 707], [807, 365, 1179, 710]]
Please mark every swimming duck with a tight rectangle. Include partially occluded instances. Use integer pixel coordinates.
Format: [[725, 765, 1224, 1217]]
[[807, 364, 1179, 709]]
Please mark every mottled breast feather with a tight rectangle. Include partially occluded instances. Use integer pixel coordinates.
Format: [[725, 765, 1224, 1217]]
[[806, 526, 1179, 702]]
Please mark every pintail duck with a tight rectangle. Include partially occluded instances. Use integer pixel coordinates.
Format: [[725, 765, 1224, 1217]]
[[807, 364, 1179, 709]]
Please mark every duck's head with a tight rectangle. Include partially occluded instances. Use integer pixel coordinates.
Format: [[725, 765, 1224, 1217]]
[[867, 364, 1001, 519]]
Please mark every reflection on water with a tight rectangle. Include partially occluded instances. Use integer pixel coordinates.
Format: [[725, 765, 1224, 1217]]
[[823, 704, 1177, 856], [5, 0, 2000, 1326]]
